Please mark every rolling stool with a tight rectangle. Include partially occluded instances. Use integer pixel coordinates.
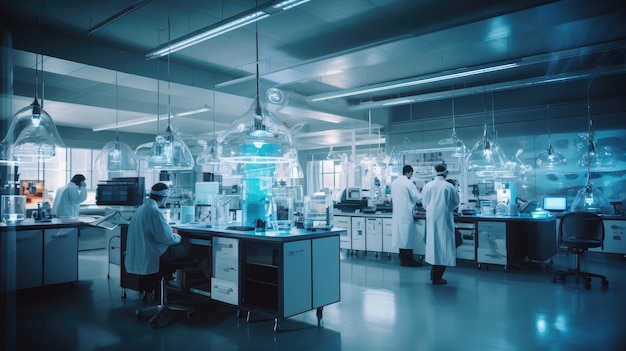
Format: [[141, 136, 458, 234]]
[[135, 261, 195, 328]]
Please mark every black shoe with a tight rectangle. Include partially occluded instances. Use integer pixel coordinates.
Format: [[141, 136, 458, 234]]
[[432, 279, 447, 285]]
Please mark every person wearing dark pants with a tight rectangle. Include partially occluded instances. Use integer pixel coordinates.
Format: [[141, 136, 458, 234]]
[[390, 165, 423, 267], [421, 163, 460, 285]]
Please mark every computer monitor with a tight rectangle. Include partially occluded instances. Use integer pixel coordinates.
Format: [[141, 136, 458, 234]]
[[543, 196, 568, 212]]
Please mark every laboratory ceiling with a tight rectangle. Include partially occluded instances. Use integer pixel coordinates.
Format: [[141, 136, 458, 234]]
[[1, 0, 625, 151]]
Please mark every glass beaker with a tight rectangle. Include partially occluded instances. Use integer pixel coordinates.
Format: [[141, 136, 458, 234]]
[[2, 195, 27, 224]]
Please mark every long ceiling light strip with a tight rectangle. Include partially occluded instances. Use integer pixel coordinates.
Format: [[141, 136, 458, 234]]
[[309, 63, 518, 102], [92, 106, 209, 131], [146, 0, 310, 59]]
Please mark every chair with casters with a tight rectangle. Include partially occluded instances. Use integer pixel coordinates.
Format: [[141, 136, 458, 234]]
[[552, 212, 609, 289], [134, 260, 195, 329]]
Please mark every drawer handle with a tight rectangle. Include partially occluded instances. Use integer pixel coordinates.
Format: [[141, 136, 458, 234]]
[[218, 265, 236, 272], [289, 248, 305, 256], [610, 225, 624, 230], [213, 285, 233, 294], [613, 236, 621, 241], [215, 243, 233, 248]]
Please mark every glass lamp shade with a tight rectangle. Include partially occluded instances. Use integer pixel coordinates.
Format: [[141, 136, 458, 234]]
[[196, 140, 220, 166], [439, 132, 467, 158], [466, 126, 511, 178], [570, 183, 615, 215], [147, 124, 194, 170], [94, 136, 138, 172], [2, 98, 65, 162], [576, 138, 615, 169], [217, 101, 297, 164], [535, 142, 567, 168], [134, 141, 153, 160]]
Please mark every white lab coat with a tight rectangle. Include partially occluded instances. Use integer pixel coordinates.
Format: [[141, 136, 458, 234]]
[[124, 198, 182, 275], [390, 175, 422, 250], [422, 176, 460, 266], [52, 182, 87, 218]]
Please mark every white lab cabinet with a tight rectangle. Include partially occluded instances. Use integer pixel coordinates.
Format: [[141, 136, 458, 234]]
[[44, 227, 78, 285], [351, 217, 366, 251], [212, 237, 239, 305], [312, 236, 340, 308], [283, 240, 312, 317], [365, 217, 383, 253], [590, 220, 626, 255], [16, 229, 43, 290], [333, 216, 352, 250], [382, 218, 393, 253]]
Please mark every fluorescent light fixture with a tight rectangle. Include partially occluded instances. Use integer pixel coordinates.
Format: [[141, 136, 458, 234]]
[[146, 0, 311, 59], [382, 99, 414, 106], [309, 63, 519, 102], [92, 106, 210, 131]]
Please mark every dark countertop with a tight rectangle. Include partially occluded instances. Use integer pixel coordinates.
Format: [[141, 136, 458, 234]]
[[0, 218, 85, 230], [173, 223, 343, 242]]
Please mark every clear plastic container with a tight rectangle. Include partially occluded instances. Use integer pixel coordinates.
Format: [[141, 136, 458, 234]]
[[303, 193, 333, 230], [2, 195, 27, 224]]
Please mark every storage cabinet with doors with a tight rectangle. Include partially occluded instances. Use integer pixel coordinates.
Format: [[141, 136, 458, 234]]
[[239, 235, 340, 332], [477, 221, 507, 267], [1, 220, 81, 292], [365, 217, 383, 254], [15, 229, 43, 290], [382, 218, 393, 255], [44, 227, 79, 285], [333, 215, 351, 251], [351, 216, 366, 253]]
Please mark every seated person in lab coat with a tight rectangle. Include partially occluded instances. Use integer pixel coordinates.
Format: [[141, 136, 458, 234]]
[[52, 174, 88, 218], [421, 163, 460, 285], [124, 182, 191, 276]]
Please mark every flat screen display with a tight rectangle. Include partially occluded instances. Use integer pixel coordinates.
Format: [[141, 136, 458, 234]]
[[543, 196, 567, 211]]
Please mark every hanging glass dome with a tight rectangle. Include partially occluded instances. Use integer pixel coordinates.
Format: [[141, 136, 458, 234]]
[[217, 98, 297, 165], [570, 183, 615, 215], [465, 124, 511, 178], [147, 125, 195, 170], [94, 135, 138, 172], [2, 97, 65, 162]]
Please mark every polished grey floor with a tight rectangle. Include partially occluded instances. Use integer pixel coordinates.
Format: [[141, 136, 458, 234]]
[[3, 248, 626, 351]]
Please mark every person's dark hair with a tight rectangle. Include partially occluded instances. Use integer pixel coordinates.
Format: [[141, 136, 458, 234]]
[[150, 182, 169, 202], [402, 165, 414, 175], [434, 163, 448, 177], [71, 174, 86, 186]]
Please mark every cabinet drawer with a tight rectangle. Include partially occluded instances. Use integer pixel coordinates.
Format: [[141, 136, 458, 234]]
[[211, 278, 238, 305], [213, 257, 238, 282], [477, 248, 507, 265], [213, 237, 238, 259], [456, 245, 475, 260], [478, 221, 506, 233]]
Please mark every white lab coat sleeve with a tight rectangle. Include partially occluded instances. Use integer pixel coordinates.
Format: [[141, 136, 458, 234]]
[[151, 211, 181, 245]]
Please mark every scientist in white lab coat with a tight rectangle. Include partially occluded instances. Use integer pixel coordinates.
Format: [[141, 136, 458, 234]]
[[390, 165, 423, 267], [421, 163, 460, 285], [52, 174, 88, 218], [125, 183, 190, 275]]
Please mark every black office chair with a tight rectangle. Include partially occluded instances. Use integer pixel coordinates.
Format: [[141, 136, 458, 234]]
[[133, 261, 195, 329], [552, 212, 609, 289]]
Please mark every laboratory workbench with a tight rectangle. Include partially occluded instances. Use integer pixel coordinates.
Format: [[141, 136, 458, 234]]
[[1, 218, 84, 291], [170, 224, 344, 332], [333, 211, 559, 269]]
